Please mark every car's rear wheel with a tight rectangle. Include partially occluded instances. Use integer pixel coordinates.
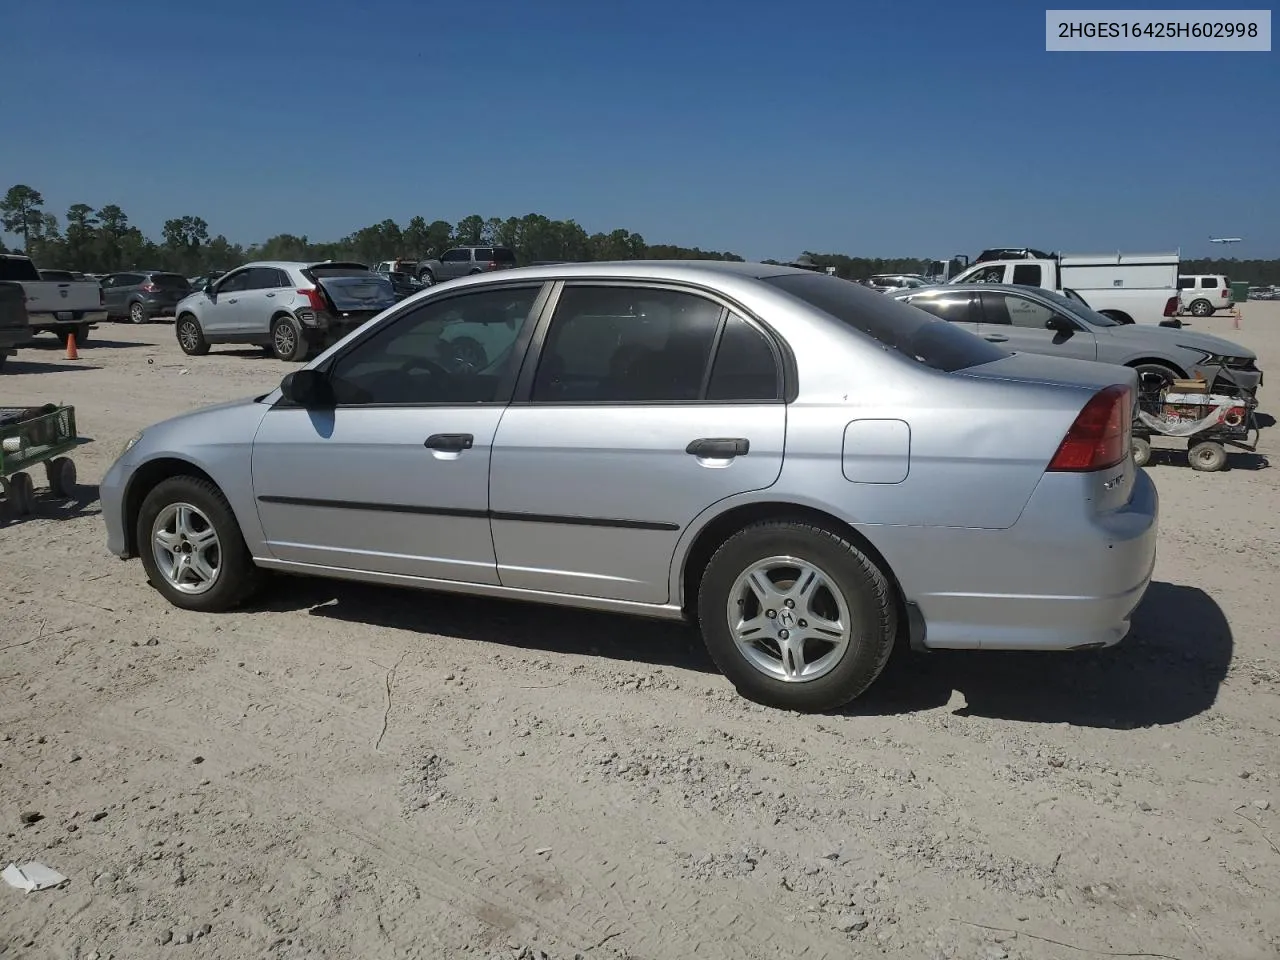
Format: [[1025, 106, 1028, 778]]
[[1131, 436, 1152, 468], [136, 476, 263, 612], [697, 520, 897, 712], [270, 315, 309, 361], [176, 315, 210, 355], [1189, 299, 1214, 318], [129, 301, 148, 324]]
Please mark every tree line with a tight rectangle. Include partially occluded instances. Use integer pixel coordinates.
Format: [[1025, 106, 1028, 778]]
[[3, 183, 1279, 284]]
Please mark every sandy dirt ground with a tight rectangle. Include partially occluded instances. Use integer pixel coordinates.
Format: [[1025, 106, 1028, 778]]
[[1, 304, 1277, 960]]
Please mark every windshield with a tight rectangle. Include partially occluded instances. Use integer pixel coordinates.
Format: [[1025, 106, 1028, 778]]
[[761, 272, 1008, 373], [1034, 287, 1119, 327]]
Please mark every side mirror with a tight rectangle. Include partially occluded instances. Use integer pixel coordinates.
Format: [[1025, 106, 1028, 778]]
[[1046, 315, 1075, 333], [280, 369, 333, 407], [203, 281, 215, 298]]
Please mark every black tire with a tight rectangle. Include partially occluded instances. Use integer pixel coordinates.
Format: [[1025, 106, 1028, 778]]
[[0, 353, 8, 373], [1189, 441, 1227, 472], [1131, 436, 1151, 468], [417, 269, 435, 285], [176, 314, 210, 355], [270, 315, 309, 361], [1131, 362, 1179, 407], [7, 471, 35, 515], [136, 475, 263, 612], [129, 301, 148, 324], [75, 323, 91, 344], [44, 457, 77, 497], [1189, 299, 1214, 318], [696, 520, 898, 712]]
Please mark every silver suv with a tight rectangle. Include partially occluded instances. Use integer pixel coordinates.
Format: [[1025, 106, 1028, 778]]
[[175, 261, 397, 361], [415, 246, 518, 285]]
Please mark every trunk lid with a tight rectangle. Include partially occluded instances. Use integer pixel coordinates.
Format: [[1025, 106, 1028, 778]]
[[959, 351, 1138, 395], [313, 274, 397, 315]]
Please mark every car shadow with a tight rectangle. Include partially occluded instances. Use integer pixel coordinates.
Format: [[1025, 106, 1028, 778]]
[[853, 582, 1231, 728], [253, 576, 717, 674], [24, 336, 146, 351], [0, 483, 101, 527], [218, 348, 274, 359], [1254, 412, 1275, 429], [1146, 448, 1270, 471], [2, 357, 103, 374]]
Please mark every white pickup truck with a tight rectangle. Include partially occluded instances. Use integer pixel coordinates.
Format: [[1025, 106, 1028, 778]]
[[949, 251, 1181, 326], [0, 254, 105, 344]]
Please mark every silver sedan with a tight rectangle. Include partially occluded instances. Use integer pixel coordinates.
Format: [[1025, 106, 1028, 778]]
[[100, 262, 1158, 711]]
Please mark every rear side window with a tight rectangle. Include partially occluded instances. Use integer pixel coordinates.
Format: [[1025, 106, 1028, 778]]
[[902, 292, 973, 323], [473, 248, 494, 261], [117, 273, 144, 286], [706, 314, 780, 401], [762, 272, 1008, 373], [492, 248, 517, 264], [151, 273, 191, 290], [1011, 264, 1042, 286], [532, 286, 723, 403], [441, 249, 470, 263]]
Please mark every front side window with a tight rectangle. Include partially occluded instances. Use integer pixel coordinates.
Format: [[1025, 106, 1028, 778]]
[[326, 286, 541, 405], [532, 286, 723, 402], [217, 270, 253, 294], [967, 265, 1006, 284]]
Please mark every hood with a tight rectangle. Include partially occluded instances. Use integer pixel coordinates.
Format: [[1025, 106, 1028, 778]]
[[1100, 323, 1255, 360]]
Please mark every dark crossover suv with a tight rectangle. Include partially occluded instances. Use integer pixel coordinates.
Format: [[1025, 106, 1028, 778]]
[[101, 271, 193, 323]]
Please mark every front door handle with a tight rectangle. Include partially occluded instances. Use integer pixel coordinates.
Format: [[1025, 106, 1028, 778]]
[[227, 297, 239, 304], [265, 292, 276, 298], [686, 437, 749, 458], [426, 433, 474, 452], [983, 334, 1008, 342]]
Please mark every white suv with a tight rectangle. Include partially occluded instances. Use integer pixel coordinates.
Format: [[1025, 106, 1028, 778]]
[[175, 261, 397, 361], [1178, 275, 1232, 318]]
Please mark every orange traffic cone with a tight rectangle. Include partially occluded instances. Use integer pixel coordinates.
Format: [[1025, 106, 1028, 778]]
[[65, 332, 78, 360]]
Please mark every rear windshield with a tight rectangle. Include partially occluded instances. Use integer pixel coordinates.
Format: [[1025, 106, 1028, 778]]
[[151, 273, 190, 289], [306, 264, 374, 279], [40, 270, 77, 281], [0, 257, 40, 282], [761, 272, 1008, 373], [492, 248, 517, 264]]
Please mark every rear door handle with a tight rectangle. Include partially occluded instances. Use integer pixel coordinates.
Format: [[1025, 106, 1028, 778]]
[[686, 437, 749, 458], [983, 334, 1008, 342], [425, 433, 474, 452], [227, 298, 239, 304], [265, 292, 275, 298]]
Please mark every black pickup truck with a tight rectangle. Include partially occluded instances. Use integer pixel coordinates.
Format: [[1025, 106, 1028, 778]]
[[0, 280, 31, 371]]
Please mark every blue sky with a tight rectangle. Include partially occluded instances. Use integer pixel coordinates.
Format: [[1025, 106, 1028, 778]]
[[4, 0, 1277, 259]]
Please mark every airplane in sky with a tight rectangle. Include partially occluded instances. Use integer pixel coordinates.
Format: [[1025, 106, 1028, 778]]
[[1209, 236, 1243, 244]]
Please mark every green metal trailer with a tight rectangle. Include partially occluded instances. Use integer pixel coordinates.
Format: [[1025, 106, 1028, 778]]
[[0, 404, 89, 517]]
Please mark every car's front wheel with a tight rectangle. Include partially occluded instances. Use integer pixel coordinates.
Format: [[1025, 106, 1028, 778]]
[[136, 476, 263, 612], [697, 520, 897, 712]]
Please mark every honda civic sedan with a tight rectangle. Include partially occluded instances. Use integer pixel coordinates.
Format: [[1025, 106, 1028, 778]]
[[100, 261, 1158, 712]]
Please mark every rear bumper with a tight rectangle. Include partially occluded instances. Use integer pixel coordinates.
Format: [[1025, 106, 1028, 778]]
[[29, 310, 106, 329], [880, 468, 1159, 652], [299, 311, 379, 342]]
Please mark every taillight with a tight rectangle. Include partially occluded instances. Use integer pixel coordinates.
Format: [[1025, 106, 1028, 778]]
[[1163, 295, 1178, 317], [299, 288, 326, 312], [140, 282, 156, 293], [1047, 384, 1133, 473], [487, 261, 497, 269]]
